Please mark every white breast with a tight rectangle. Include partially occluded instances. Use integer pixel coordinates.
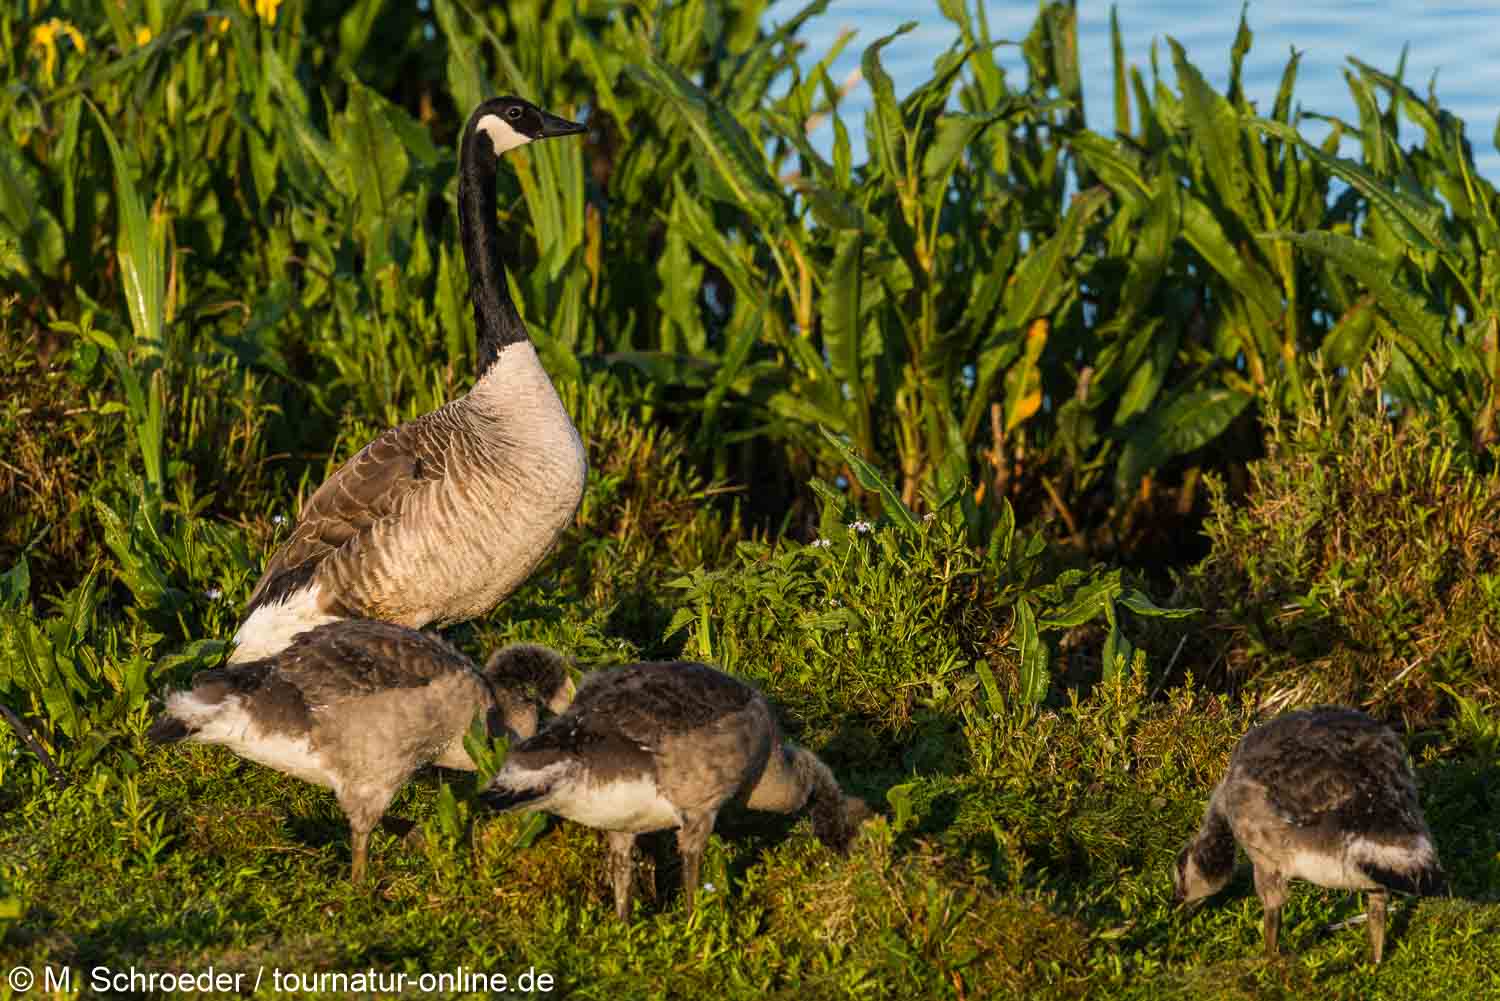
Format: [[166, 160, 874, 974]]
[[550, 775, 681, 833]]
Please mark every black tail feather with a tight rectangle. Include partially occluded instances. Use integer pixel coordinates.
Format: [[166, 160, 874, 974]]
[[478, 784, 549, 814], [1361, 859, 1448, 897]]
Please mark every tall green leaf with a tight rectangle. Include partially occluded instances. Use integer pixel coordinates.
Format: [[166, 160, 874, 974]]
[[1116, 387, 1254, 494], [822, 231, 868, 450], [820, 427, 920, 533], [1014, 599, 1049, 706], [861, 23, 917, 180], [87, 101, 166, 350], [631, 57, 782, 223]]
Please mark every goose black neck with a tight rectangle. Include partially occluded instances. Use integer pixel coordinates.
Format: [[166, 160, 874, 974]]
[[458, 136, 529, 375]]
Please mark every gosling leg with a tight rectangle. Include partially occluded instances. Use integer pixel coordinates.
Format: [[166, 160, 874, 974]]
[[1254, 866, 1289, 959], [350, 822, 371, 885], [607, 830, 637, 920], [1367, 889, 1389, 965], [676, 811, 716, 915]]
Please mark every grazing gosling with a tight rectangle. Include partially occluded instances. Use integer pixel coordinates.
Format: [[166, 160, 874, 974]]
[[1175, 706, 1446, 964], [148, 622, 573, 883], [478, 660, 871, 919]]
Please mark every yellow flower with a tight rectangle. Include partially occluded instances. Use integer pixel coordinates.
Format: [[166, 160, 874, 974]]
[[29, 18, 86, 88], [239, 0, 282, 26], [135, 25, 152, 47], [206, 15, 230, 59]]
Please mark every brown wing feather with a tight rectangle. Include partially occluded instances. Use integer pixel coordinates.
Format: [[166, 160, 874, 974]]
[[555, 662, 758, 751], [244, 419, 451, 614], [268, 620, 478, 709], [507, 662, 763, 782], [1233, 707, 1422, 836]]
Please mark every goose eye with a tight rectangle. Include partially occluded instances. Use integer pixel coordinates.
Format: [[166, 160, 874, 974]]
[[507, 107, 521, 120]]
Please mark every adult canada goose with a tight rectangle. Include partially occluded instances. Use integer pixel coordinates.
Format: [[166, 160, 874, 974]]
[[1174, 706, 1446, 964], [478, 660, 871, 919], [230, 96, 590, 664], [148, 620, 574, 883]]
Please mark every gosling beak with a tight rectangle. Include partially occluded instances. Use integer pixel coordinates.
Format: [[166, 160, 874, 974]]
[[538, 110, 587, 139]]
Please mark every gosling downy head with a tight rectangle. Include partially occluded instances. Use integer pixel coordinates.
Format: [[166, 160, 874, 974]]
[[1173, 809, 1235, 908], [481, 642, 576, 742]]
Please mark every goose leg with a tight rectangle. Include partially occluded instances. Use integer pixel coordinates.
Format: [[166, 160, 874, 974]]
[[1367, 889, 1388, 965], [342, 791, 396, 887], [607, 831, 637, 920], [1253, 865, 1288, 959], [676, 811, 716, 915], [350, 822, 371, 885], [1263, 904, 1281, 958]]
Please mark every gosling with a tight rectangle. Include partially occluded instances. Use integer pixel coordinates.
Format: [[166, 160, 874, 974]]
[[1174, 706, 1446, 963], [148, 621, 573, 883], [478, 659, 871, 919]]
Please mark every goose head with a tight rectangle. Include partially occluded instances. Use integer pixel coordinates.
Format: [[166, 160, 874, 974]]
[[482, 642, 576, 740], [469, 96, 587, 158], [1173, 841, 1231, 909]]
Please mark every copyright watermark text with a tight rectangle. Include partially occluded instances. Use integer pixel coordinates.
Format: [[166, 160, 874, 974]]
[[5, 964, 555, 994]]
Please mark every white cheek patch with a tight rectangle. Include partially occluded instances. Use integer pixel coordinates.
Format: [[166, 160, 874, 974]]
[[475, 114, 532, 155]]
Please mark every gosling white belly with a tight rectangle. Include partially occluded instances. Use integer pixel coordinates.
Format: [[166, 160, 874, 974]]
[[165, 691, 335, 790], [549, 775, 682, 833]]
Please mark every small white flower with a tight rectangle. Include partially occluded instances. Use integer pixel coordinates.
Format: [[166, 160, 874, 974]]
[[811, 538, 833, 549], [702, 882, 717, 894], [923, 512, 937, 523], [204, 587, 223, 600], [848, 520, 873, 534], [272, 514, 286, 526]]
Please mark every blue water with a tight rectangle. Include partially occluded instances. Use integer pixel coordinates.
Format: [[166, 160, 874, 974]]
[[765, 1, 1500, 182]]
